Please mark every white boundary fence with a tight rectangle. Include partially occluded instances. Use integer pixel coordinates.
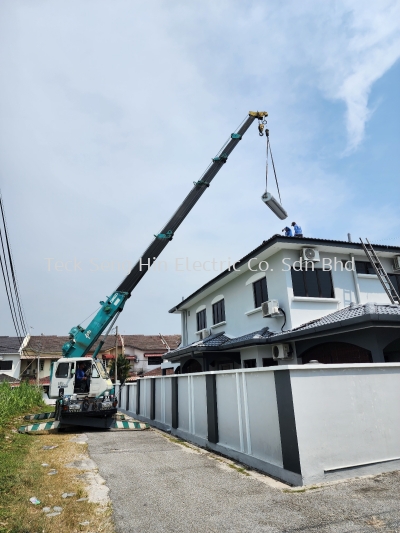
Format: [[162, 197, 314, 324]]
[[116, 364, 400, 486]]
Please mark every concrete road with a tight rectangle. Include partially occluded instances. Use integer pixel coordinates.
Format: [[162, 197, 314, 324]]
[[87, 428, 400, 533]]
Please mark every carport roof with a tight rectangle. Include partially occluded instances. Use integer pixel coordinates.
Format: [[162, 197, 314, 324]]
[[164, 303, 400, 360]]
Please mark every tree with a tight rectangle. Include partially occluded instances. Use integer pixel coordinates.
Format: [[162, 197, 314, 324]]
[[109, 354, 131, 385]]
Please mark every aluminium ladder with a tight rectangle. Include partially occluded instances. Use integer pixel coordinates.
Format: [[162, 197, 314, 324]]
[[360, 238, 400, 304]]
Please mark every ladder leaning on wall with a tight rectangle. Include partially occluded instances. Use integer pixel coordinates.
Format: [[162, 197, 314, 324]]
[[360, 238, 400, 305]]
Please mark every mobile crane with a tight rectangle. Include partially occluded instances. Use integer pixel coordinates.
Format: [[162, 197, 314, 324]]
[[19, 111, 287, 433]]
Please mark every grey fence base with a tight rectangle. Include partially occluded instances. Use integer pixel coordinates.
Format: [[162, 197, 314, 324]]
[[119, 408, 302, 486]]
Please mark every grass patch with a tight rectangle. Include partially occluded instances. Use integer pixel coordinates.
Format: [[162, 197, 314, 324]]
[[0, 381, 44, 426], [227, 463, 250, 476], [0, 385, 114, 533]]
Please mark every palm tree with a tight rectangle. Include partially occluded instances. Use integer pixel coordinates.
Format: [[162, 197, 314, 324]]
[[109, 354, 131, 385]]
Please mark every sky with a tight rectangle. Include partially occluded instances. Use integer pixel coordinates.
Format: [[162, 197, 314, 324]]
[[0, 0, 399, 337]]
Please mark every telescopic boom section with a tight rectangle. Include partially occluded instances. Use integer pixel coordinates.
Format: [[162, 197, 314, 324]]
[[61, 111, 267, 359]]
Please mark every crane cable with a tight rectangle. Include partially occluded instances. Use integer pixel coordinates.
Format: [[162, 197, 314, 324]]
[[265, 130, 282, 204]]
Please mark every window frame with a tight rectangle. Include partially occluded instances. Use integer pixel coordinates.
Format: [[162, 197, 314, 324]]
[[355, 261, 375, 275], [212, 299, 226, 325], [291, 267, 335, 298], [0, 360, 12, 371], [196, 309, 207, 331], [252, 277, 268, 308]]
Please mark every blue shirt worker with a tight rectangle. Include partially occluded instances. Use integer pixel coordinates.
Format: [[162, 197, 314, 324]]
[[291, 221, 303, 237], [282, 226, 293, 237], [76, 363, 87, 388]]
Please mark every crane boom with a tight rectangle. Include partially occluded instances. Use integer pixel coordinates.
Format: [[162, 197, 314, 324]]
[[61, 111, 267, 359]]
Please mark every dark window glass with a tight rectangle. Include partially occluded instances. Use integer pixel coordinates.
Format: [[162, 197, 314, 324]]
[[148, 357, 163, 365], [317, 269, 334, 298], [389, 274, 400, 296], [262, 358, 278, 367], [253, 277, 268, 308], [355, 261, 375, 274], [0, 360, 12, 370], [196, 309, 207, 331], [244, 359, 257, 368], [291, 268, 307, 296], [55, 362, 69, 378], [291, 268, 334, 298], [212, 299, 225, 325], [304, 269, 319, 297]]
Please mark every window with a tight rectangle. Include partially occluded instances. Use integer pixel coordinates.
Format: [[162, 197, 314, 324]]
[[91, 364, 99, 378], [212, 299, 225, 325], [40, 361, 44, 371], [355, 261, 375, 274], [148, 357, 163, 365], [55, 362, 70, 378], [253, 277, 268, 308], [389, 274, 400, 295], [0, 361, 12, 371], [243, 359, 256, 368], [291, 268, 334, 298], [262, 358, 278, 367], [196, 309, 207, 331]]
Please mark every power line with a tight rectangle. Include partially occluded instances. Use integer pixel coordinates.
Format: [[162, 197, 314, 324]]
[[0, 195, 28, 334], [0, 189, 28, 341]]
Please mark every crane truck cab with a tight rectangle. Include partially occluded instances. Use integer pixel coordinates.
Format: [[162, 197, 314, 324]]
[[46, 358, 117, 429], [49, 358, 113, 399]]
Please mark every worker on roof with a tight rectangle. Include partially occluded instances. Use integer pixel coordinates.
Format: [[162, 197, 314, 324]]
[[282, 226, 293, 237], [291, 222, 303, 238]]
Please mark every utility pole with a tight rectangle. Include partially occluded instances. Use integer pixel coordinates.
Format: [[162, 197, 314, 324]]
[[36, 343, 42, 387]]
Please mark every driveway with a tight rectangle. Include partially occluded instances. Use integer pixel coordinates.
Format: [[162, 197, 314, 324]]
[[87, 428, 400, 533]]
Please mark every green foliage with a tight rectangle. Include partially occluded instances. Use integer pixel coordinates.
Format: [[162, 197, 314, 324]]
[[0, 381, 44, 426], [108, 353, 131, 384]]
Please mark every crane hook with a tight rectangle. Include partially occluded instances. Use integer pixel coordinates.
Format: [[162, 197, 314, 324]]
[[258, 122, 264, 136]]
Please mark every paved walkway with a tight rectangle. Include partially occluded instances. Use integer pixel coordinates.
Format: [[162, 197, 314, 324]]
[[87, 428, 400, 533]]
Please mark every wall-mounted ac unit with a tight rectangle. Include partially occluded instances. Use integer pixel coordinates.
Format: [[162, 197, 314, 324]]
[[262, 300, 283, 317], [302, 248, 320, 262], [272, 344, 292, 360], [393, 256, 400, 272], [198, 329, 210, 340]]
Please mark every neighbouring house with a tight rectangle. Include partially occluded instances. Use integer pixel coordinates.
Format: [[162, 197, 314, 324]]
[[164, 234, 400, 372], [17, 333, 181, 382], [0, 336, 26, 380], [98, 334, 181, 376]]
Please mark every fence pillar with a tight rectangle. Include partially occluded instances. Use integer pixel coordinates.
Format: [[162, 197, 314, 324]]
[[150, 379, 156, 420], [171, 376, 178, 429], [274, 370, 301, 475], [206, 374, 218, 444], [136, 379, 140, 416]]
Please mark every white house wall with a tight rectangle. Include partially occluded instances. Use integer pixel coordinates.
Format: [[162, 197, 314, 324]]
[[184, 247, 393, 345]]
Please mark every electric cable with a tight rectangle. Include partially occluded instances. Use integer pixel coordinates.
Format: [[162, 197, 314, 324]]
[[0, 194, 28, 334]]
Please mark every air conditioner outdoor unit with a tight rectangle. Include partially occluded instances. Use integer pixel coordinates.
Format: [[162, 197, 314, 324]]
[[272, 344, 292, 360], [262, 300, 283, 317], [199, 329, 210, 340], [393, 256, 400, 272], [302, 248, 320, 262]]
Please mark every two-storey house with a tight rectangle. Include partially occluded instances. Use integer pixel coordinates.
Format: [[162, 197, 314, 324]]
[[165, 235, 400, 372]]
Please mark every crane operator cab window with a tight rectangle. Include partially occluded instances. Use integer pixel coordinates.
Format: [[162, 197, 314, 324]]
[[74, 361, 91, 393]]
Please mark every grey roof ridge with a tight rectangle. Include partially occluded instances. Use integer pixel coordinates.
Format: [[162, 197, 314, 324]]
[[169, 235, 400, 313]]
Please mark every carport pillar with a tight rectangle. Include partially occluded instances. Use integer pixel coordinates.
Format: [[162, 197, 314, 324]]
[[206, 374, 219, 444], [171, 376, 178, 429]]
